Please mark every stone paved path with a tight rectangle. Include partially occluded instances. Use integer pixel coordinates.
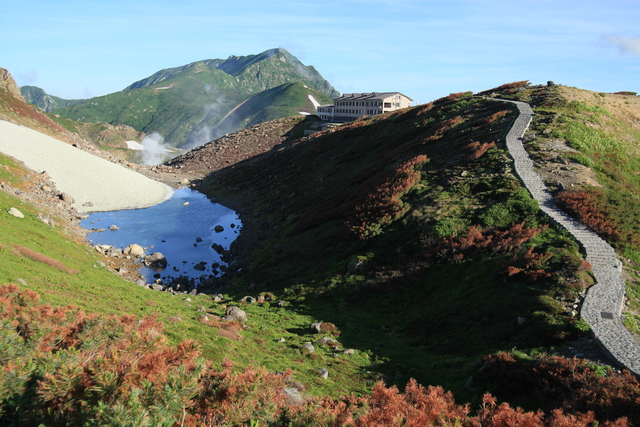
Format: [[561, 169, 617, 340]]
[[493, 98, 640, 376]]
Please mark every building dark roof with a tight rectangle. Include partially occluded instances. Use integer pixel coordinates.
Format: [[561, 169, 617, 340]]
[[333, 92, 413, 102]]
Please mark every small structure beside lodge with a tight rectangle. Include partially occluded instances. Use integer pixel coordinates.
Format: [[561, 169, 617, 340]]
[[317, 92, 413, 123]]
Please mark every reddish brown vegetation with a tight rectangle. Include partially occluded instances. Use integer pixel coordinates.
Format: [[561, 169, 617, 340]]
[[421, 222, 548, 262], [0, 285, 635, 425], [472, 110, 512, 127], [465, 141, 496, 161], [501, 247, 554, 283], [292, 379, 629, 426], [346, 155, 428, 239], [556, 189, 620, 241], [11, 245, 79, 274], [475, 352, 639, 426], [479, 81, 531, 95]]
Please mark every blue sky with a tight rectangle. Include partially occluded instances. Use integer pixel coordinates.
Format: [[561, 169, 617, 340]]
[[2, 0, 639, 105]]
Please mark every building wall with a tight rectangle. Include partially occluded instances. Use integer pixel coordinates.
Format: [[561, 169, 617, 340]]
[[320, 93, 413, 122]]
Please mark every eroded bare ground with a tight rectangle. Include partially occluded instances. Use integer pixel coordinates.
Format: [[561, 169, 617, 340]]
[[527, 137, 601, 192]]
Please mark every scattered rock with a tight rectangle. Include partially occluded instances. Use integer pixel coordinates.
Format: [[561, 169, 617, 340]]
[[318, 368, 329, 379], [317, 337, 338, 346], [150, 283, 165, 291], [311, 322, 337, 333], [7, 207, 24, 218], [109, 225, 119, 230], [166, 316, 182, 322], [240, 296, 255, 304], [124, 243, 145, 257], [225, 306, 247, 321], [343, 349, 356, 356], [347, 256, 364, 274], [214, 225, 224, 232], [300, 342, 315, 354], [144, 252, 167, 269], [283, 388, 305, 406]]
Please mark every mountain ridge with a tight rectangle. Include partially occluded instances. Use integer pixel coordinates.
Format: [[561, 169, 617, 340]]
[[30, 48, 338, 150]]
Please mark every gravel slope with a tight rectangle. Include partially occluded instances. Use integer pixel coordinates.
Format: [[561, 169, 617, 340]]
[[0, 120, 173, 212]]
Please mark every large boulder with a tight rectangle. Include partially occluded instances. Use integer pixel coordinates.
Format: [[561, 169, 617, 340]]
[[124, 243, 145, 257], [144, 252, 167, 269], [7, 207, 24, 218], [225, 306, 247, 321]]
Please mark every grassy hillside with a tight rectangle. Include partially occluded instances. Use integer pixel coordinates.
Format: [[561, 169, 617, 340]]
[[199, 88, 597, 397], [213, 82, 332, 136], [2, 80, 640, 425]]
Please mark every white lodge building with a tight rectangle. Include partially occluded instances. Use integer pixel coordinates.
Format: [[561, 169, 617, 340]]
[[317, 92, 413, 122]]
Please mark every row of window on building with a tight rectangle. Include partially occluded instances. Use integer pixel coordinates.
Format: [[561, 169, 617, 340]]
[[336, 100, 382, 107]]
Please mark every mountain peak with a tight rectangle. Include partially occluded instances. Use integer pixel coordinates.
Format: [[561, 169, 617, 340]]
[[0, 68, 25, 101]]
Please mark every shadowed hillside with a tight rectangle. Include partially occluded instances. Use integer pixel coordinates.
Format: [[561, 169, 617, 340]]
[[2, 75, 640, 425]]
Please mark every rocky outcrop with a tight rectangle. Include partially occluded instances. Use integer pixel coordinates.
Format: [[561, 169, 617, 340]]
[[165, 116, 317, 175], [0, 68, 24, 101]]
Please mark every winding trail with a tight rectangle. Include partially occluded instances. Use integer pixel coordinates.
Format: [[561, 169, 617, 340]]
[[493, 98, 640, 376]]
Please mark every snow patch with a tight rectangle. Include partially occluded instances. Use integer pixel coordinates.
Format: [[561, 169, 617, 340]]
[[126, 140, 144, 150], [299, 111, 310, 115], [308, 94, 321, 109]]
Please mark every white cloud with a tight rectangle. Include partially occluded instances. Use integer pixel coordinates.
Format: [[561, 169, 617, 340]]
[[16, 69, 38, 85], [603, 35, 640, 58]]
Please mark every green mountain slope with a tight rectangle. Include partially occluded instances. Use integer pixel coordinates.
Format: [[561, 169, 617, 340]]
[[208, 82, 332, 142], [49, 48, 338, 149], [20, 85, 85, 111]]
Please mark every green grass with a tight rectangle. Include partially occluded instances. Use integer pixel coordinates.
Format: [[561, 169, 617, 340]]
[[0, 156, 378, 398], [0, 86, 612, 406]]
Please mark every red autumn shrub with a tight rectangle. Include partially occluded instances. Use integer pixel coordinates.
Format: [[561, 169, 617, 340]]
[[556, 189, 620, 241], [421, 222, 548, 262], [475, 352, 639, 426], [346, 155, 428, 239]]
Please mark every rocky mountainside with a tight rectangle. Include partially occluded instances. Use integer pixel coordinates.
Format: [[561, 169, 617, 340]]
[[165, 115, 322, 175], [0, 68, 24, 100], [36, 48, 336, 149]]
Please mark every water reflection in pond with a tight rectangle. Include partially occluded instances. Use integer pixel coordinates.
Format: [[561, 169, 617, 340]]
[[81, 188, 241, 285]]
